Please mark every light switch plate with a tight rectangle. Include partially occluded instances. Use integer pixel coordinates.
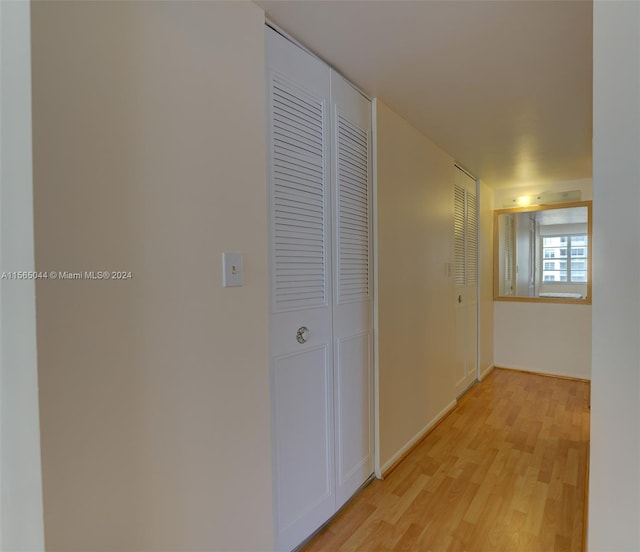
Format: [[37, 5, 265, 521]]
[[222, 252, 243, 287]]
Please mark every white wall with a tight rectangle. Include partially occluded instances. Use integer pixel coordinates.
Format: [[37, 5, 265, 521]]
[[375, 101, 495, 471], [493, 178, 592, 380], [494, 302, 591, 379], [589, 1, 640, 549], [478, 180, 494, 378], [375, 100, 457, 471], [31, 2, 273, 550], [0, 2, 45, 549]]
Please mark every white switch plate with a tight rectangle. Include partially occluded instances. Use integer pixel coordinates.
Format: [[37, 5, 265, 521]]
[[222, 252, 243, 287]]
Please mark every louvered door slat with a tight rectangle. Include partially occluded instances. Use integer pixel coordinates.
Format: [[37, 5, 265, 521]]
[[340, 208, 369, 222], [273, 128, 322, 153], [454, 184, 466, 287], [273, 110, 323, 140], [339, 165, 368, 182], [276, 233, 323, 244], [276, 235, 324, 245], [340, 144, 367, 161], [275, 194, 323, 211], [338, 148, 368, 168], [275, 212, 323, 227], [276, 200, 325, 218], [340, 237, 369, 246], [340, 198, 368, 210], [340, 188, 367, 202], [340, 208, 368, 221], [274, 156, 323, 178], [341, 221, 368, 233], [340, 259, 368, 267], [339, 129, 367, 148], [273, 146, 323, 166], [338, 123, 367, 147], [339, 168, 367, 184], [273, 84, 323, 116], [271, 74, 327, 311], [272, 93, 322, 126], [466, 189, 478, 285], [274, 175, 323, 195], [336, 113, 370, 303], [272, 120, 322, 149]]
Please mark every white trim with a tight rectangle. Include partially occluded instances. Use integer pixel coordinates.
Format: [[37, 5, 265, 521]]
[[371, 98, 381, 480], [474, 178, 480, 383], [454, 162, 477, 181], [495, 364, 591, 382], [479, 363, 495, 381], [0, 1, 45, 548], [379, 400, 458, 476]]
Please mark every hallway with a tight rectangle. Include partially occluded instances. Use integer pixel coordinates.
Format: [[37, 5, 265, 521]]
[[303, 369, 590, 551]]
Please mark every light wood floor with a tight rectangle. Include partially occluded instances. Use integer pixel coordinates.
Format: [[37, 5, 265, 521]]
[[303, 368, 590, 552]]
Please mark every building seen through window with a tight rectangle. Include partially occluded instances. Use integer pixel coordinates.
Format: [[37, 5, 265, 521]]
[[541, 235, 588, 283]]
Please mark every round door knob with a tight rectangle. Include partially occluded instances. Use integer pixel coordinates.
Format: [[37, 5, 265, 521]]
[[296, 326, 310, 344]]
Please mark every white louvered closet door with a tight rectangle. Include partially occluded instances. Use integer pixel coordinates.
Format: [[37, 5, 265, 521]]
[[330, 71, 374, 509], [267, 29, 334, 552], [267, 28, 374, 552], [454, 167, 478, 396]]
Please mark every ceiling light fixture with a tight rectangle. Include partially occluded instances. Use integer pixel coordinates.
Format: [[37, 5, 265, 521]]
[[503, 190, 581, 208]]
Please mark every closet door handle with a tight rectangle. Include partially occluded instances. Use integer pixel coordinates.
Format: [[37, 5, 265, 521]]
[[458, 295, 463, 303], [296, 326, 310, 344]]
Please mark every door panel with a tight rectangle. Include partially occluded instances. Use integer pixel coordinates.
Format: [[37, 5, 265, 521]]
[[272, 346, 334, 548], [331, 71, 374, 508], [334, 332, 372, 506], [267, 28, 334, 552], [454, 167, 478, 396]]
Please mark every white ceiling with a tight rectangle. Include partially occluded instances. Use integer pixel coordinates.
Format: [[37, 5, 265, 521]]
[[256, 0, 592, 189]]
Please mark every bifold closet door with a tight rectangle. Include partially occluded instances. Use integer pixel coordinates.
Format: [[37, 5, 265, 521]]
[[267, 27, 374, 552], [454, 167, 478, 397], [330, 71, 374, 509], [267, 29, 334, 552]]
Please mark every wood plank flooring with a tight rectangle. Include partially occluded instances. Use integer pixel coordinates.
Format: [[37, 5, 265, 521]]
[[303, 368, 590, 552]]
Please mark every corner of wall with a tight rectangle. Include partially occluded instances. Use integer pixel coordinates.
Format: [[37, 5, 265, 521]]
[[375, 99, 457, 469]]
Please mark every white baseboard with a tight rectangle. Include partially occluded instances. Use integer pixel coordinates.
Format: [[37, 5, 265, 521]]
[[494, 365, 591, 383], [479, 364, 495, 381], [379, 399, 457, 476]]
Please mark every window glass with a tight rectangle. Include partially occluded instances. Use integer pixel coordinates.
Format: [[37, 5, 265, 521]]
[[541, 235, 588, 284]]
